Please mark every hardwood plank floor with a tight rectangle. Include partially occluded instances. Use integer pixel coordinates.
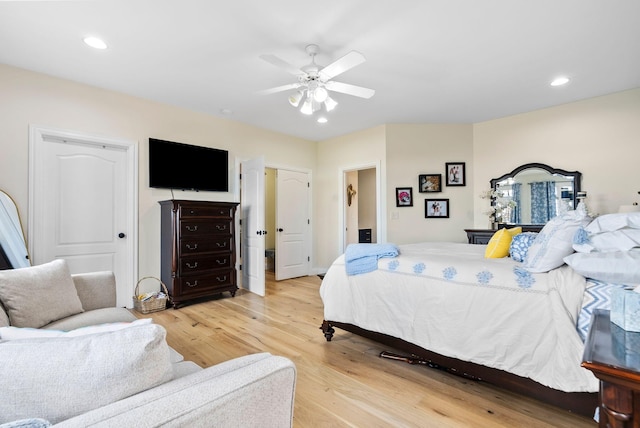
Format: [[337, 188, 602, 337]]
[[135, 273, 596, 427]]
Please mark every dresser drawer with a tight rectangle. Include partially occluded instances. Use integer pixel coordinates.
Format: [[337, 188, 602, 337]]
[[180, 219, 232, 236], [177, 271, 235, 296], [179, 236, 232, 255], [178, 254, 233, 275], [179, 204, 233, 219]]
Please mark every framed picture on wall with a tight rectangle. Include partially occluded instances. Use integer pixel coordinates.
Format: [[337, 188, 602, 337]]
[[418, 174, 442, 193], [445, 162, 466, 186], [425, 198, 449, 218], [396, 187, 413, 207]]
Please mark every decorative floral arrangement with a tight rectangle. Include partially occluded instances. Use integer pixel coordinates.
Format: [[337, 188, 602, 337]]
[[480, 189, 517, 224]]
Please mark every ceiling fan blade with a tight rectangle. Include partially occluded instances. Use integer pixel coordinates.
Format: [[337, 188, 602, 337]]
[[259, 54, 305, 77], [325, 81, 375, 99], [319, 51, 366, 81], [257, 83, 302, 95]]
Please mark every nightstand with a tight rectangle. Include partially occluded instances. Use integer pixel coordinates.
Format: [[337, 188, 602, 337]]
[[582, 309, 640, 427], [464, 229, 495, 244]]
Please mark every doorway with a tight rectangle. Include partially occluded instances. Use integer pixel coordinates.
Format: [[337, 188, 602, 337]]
[[239, 161, 311, 295], [340, 162, 383, 253]]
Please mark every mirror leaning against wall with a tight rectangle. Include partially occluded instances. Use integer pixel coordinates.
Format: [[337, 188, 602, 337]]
[[0, 189, 30, 269]]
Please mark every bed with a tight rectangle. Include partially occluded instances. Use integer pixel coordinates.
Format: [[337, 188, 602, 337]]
[[320, 209, 640, 418], [320, 240, 600, 415]]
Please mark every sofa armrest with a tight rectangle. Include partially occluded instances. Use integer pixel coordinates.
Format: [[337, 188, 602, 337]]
[[71, 271, 117, 311], [54, 353, 296, 428]]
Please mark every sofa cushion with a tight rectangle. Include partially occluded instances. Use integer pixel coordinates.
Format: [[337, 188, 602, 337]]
[[0, 318, 152, 340], [0, 323, 173, 424], [43, 307, 137, 331], [0, 259, 84, 328]]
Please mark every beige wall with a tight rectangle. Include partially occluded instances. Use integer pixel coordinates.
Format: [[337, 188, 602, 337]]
[[0, 64, 315, 288], [385, 124, 474, 244], [3, 63, 639, 276], [472, 88, 640, 227], [315, 125, 386, 267]]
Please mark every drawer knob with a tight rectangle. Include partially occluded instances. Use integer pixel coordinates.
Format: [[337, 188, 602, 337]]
[[216, 224, 227, 231], [216, 276, 227, 282], [186, 243, 198, 250], [216, 242, 227, 248], [216, 259, 227, 265], [186, 280, 198, 287], [186, 262, 199, 269], [186, 225, 198, 232]]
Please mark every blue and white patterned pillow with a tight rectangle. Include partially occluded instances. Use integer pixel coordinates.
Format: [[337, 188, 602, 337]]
[[509, 232, 538, 262], [577, 279, 626, 341]]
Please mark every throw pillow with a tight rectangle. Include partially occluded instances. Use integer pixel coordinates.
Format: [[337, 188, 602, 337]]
[[485, 227, 522, 258], [0, 323, 173, 424], [523, 209, 592, 273], [0, 259, 84, 328], [0, 318, 152, 340], [509, 232, 538, 262]]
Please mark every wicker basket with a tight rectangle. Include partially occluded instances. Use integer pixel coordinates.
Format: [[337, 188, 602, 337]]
[[133, 276, 170, 314]]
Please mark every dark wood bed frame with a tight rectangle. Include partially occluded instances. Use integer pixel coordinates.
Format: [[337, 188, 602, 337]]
[[321, 320, 597, 417]]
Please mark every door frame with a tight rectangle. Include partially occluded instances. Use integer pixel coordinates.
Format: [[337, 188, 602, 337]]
[[338, 161, 384, 254], [28, 125, 139, 297], [235, 159, 312, 285]]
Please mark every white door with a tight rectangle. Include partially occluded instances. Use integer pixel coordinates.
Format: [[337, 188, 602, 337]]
[[276, 169, 310, 280], [29, 127, 138, 307], [240, 157, 265, 296]]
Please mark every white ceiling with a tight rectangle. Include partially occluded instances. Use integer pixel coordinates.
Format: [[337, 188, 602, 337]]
[[1, 1, 639, 142]]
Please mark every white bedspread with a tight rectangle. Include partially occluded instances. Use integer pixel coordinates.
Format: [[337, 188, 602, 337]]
[[320, 242, 598, 393]]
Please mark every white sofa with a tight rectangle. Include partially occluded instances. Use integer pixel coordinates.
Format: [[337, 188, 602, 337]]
[[0, 260, 296, 427]]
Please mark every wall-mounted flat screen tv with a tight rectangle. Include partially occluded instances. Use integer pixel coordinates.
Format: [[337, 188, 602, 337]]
[[149, 138, 228, 192]]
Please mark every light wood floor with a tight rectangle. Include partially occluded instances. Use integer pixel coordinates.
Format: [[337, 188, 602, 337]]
[[135, 273, 595, 427]]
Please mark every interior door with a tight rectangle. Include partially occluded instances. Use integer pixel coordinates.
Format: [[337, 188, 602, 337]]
[[276, 169, 310, 280], [29, 127, 137, 307], [240, 157, 265, 296]]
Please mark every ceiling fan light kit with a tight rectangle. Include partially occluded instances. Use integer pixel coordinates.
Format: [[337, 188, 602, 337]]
[[260, 44, 375, 119]]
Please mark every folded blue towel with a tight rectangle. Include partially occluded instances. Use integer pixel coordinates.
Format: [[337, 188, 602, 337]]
[[345, 243, 399, 276]]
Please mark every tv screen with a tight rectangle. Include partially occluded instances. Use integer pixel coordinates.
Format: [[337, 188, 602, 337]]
[[149, 138, 228, 192]]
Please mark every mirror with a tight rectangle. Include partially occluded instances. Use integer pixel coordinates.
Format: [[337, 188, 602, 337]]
[[490, 163, 582, 227], [0, 190, 30, 269]]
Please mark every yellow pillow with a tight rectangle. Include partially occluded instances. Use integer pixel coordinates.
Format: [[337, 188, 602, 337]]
[[484, 227, 522, 258]]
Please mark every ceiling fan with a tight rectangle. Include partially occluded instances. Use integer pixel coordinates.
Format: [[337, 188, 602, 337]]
[[259, 44, 375, 116]]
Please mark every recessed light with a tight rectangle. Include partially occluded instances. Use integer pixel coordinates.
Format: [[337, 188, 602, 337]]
[[550, 76, 570, 87], [317, 117, 328, 124], [83, 36, 107, 50]]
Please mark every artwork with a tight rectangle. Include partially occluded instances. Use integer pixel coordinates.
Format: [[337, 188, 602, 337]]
[[418, 174, 442, 193], [445, 162, 466, 186], [396, 187, 413, 207], [425, 198, 449, 218]]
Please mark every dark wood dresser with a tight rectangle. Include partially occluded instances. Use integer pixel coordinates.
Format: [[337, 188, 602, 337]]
[[582, 309, 640, 427], [159, 200, 239, 308]]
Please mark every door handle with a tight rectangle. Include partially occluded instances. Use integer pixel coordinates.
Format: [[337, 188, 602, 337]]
[[277, 228, 283, 232], [256, 230, 268, 235], [118, 232, 126, 238]]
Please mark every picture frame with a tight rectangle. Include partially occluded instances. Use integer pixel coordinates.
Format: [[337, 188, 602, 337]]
[[395, 187, 413, 207], [425, 198, 449, 218], [418, 174, 442, 193], [445, 162, 466, 186]]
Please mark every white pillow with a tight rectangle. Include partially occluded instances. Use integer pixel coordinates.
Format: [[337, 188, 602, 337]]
[[585, 212, 640, 234], [573, 228, 640, 253], [523, 208, 591, 273], [0, 318, 152, 340], [0, 323, 173, 424], [564, 250, 640, 284]]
